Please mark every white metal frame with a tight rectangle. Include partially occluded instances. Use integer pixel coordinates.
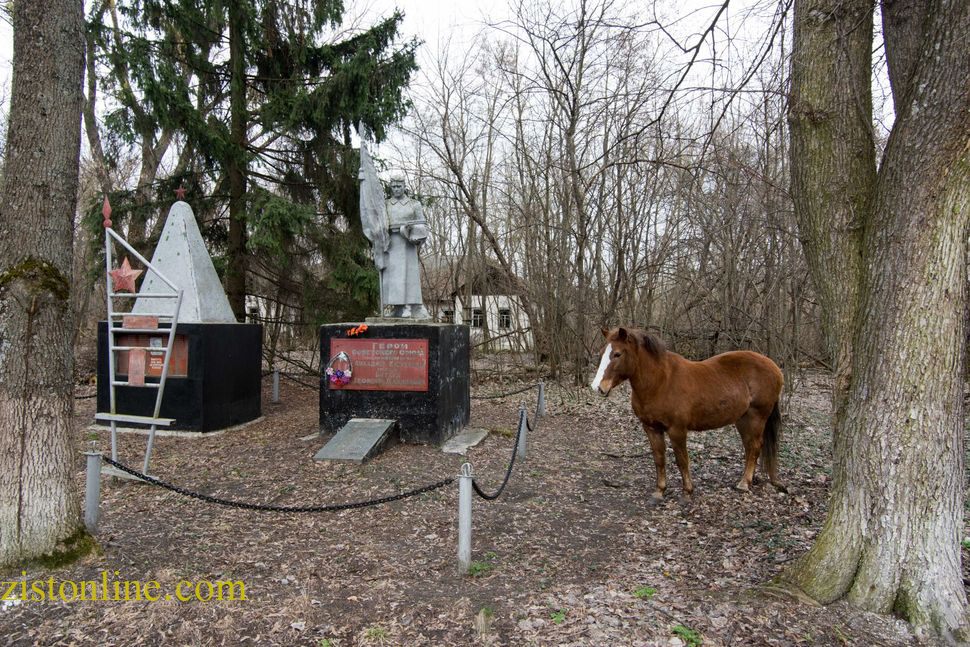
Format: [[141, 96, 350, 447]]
[[96, 225, 183, 475]]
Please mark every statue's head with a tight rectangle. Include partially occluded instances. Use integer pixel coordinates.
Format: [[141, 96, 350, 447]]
[[389, 172, 407, 199]]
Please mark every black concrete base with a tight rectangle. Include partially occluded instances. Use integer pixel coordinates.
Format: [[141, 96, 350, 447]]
[[97, 322, 262, 432], [319, 322, 470, 446]]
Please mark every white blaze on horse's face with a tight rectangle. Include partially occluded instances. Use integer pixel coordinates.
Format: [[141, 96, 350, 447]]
[[591, 343, 614, 395]]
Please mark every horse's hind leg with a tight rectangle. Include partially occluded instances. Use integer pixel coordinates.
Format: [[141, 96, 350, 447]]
[[734, 411, 764, 492], [643, 424, 667, 504], [667, 427, 694, 500]]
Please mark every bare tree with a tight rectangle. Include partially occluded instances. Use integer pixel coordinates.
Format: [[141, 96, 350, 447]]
[[400, 0, 815, 382]]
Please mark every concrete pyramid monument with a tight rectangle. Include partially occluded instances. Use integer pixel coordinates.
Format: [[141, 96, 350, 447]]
[[97, 197, 262, 432], [132, 200, 235, 322]]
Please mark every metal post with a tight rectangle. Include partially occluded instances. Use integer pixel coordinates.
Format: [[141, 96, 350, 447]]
[[537, 381, 546, 417], [458, 462, 473, 574], [516, 404, 528, 462], [272, 369, 280, 403], [104, 225, 119, 463], [84, 450, 102, 533], [110, 422, 118, 462], [143, 424, 157, 475]]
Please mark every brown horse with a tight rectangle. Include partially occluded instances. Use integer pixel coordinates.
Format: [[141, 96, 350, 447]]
[[591, 327, 786, 503]]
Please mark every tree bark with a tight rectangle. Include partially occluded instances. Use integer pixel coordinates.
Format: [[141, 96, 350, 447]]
[[784, 0, 970, 639], [788, 0, 875, 386], [0, 0, 86, 566], [226, 2, 248, 322]]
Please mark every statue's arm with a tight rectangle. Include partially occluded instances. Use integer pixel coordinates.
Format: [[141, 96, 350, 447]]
[[412, 198, 426, 223]]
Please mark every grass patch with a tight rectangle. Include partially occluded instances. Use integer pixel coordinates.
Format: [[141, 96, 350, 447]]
[[468, 551, 499, 577], [468, 560, 494, 577], [633, 586, 657, 599], [364, 625, 388, 640], [672, 624, 702, 646]]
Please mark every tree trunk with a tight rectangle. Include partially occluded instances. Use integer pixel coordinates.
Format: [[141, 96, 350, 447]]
[[788, 0, 875, 388], [0, 0, 86, 566], [784, 0, 970, 639], [226, 3, 248, 322]]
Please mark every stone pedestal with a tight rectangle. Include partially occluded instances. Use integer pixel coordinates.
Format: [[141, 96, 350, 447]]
[[319, 322, 470, 445], [97, 322, 262, 432]]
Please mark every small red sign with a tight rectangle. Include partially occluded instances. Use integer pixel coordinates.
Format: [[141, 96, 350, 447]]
[[116, 334, 188, 378], [329, 338, 429, 392], [128, 349, 147, 386], [122, 315, 159, 329]]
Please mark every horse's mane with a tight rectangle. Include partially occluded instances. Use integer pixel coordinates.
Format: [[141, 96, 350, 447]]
[[631, 328, 666, 359], [617, 327, 667, 359]]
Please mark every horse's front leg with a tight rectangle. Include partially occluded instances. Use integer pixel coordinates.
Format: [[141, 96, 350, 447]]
[[643, 424, 667, 504], [667, 427, 694, 501]]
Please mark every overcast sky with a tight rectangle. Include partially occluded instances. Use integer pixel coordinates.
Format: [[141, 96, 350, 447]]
[[0, 1, 507, 94], [0, 2, 797, 142], [0, 1, 735, 105]]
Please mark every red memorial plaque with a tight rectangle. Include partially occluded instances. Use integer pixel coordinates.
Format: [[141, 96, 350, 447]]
[[115, 334, 189, 378], [127, 349, 147, 386], [122, 315, 159, 330], [329, 338, 429, 392]]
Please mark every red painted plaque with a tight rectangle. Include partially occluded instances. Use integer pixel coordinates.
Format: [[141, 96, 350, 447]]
[[329, 338, 429, 392], [128, 349, 147, 386], [116, 334, 188, 378], [122, 315, 158, 329]]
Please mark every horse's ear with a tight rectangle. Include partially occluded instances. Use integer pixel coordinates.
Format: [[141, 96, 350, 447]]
[[616, 327, 628, 341], [601, 327, 610, 339]]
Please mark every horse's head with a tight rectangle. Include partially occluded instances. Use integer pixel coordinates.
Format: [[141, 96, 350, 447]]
[[591, 327, 639, 396]]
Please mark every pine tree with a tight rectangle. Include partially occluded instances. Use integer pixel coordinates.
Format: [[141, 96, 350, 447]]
[[86, 0, 417, 321]]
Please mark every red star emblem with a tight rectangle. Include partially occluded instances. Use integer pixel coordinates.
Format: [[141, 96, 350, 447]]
[[175, 185, 187, 200], [109, 257, 143, 293]]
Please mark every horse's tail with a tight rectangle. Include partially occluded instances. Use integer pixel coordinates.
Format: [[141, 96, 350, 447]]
[[761, 401, 786, 492]]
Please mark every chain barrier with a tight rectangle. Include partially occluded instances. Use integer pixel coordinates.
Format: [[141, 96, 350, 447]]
[[471, 382, 540, 401], [472, 407, 523, 501], [102, 456, 454, 513], [97, 381, 545, 509], [471, 381, 546, 500]]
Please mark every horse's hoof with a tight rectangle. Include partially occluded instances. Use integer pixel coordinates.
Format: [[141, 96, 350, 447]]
[[647, 494, 664, 507], [678, 494, 693, 506], [772, 482, 789, 494], [734, 482, 750, 493]]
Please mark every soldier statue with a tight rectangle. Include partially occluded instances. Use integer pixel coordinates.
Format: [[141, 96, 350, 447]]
[[359, 146, 430, 319]]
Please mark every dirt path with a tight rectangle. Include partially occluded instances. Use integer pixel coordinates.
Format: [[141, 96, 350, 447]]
[[0, 371, 956, 645]]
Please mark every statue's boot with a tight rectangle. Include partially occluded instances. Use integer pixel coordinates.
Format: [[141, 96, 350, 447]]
[[411, 304, 431, 320]]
